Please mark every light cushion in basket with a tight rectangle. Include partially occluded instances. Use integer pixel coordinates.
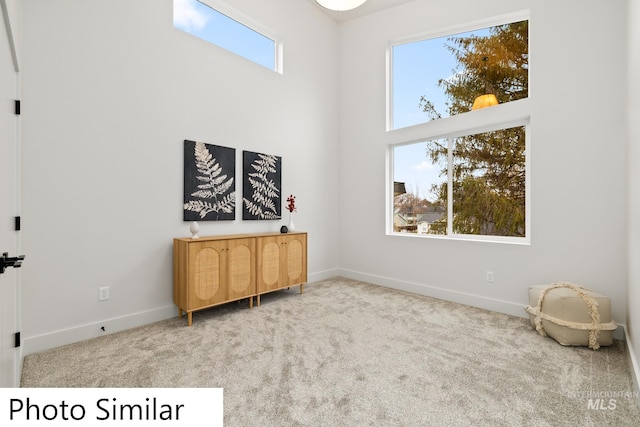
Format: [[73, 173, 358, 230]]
[[525, 283, 617, 350]]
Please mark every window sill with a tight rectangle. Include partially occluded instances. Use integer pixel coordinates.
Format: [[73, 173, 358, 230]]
[[387, 231, 530, 246]]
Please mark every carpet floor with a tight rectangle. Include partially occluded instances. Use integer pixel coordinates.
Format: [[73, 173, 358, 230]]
[[21, 278, 640, 426]]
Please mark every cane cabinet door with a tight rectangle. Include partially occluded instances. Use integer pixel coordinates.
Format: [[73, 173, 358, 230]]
[[283, 233, 306, 286], [188, 240, 227, 310], [257, 233, 307, 293], [226, 238, 256, 301]]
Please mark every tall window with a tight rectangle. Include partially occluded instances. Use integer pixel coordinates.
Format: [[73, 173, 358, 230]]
[[173, 0, 281, 73], [390, 15, 529, 242]]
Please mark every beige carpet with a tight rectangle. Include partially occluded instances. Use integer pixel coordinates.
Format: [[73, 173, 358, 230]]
[[21, 278, 640, 426]]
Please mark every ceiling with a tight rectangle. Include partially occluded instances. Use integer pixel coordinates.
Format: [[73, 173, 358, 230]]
[[308, 0, 416, 23]]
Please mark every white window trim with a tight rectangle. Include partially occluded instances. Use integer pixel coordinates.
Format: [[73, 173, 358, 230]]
[[386, 104, 531, 245], [193, 0, 284, 74]]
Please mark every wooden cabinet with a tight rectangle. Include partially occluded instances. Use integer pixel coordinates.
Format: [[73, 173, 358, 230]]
[[173, 235, 255, 326], [173, 232, 307, 325], [256, 233, 307, 305]]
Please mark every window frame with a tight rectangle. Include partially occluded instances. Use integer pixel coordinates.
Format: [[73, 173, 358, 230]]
[[388, 118, 530, 244], [174, 0, 284, 74], [386, 10, 529, 131], [385, 10, 531, 244]]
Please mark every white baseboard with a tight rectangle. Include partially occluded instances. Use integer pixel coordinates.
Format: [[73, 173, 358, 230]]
[[337, 268, 528, 318], [336, 268, 629, 339], [336, 270, 633, 341], [624, 326, 640, 409], [22, 267, 638, 403], [308, 268, 341, 283], [21, 269, 340, 358], [22, 305, 176, 357]]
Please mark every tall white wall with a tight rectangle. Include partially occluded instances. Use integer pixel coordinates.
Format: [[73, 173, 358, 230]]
[[337, 0, 629, 323], [627, 0, 640, 397], [20, 0, 340, 353]]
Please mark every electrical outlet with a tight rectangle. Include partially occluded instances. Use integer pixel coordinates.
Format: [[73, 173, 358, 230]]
[[485, 271, 494, 282], [99, 286, 110, 301]]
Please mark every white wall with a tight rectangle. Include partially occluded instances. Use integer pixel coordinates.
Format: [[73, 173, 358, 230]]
[[627, 0, 640, 398], [337, 0, 629, 323], [20, 0, 340, 354]]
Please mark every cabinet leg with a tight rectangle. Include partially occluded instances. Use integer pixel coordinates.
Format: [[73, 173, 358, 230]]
[[187, 312, 192, 327], [257, 294, 261, 306], [249, 297, 253, 309], [178, 308, 183, 319], [300, 283, 304, 294]]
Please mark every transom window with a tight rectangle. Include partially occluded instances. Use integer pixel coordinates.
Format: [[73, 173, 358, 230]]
[[173, 0, 281, 73], [391, 19, 528, 130]]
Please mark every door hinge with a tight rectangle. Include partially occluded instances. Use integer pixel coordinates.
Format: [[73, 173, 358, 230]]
[[14, 332, 20, 348], [15, 216, 20, 231], [14, 99, 20, 115]]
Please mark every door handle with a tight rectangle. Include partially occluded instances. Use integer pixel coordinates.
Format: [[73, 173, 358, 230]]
[[1, 252, 25, 274]]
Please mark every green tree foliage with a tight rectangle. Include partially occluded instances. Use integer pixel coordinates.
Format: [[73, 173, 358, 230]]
[[419, 21, 528, 237]]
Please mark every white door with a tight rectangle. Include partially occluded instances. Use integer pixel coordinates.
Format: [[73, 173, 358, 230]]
[[1, 0, 21, 388]]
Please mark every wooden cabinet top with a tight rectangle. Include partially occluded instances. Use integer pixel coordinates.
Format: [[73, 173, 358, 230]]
[[174, 231, 307, 243]]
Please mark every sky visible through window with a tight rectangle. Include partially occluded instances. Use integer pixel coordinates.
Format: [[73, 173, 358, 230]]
[[393, 27, 490, 199], [173, 0, 275, 70]]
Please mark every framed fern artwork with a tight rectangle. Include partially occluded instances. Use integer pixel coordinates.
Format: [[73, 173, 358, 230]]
[[242, 150, 282, 220], [183, 140, 236, 221]]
